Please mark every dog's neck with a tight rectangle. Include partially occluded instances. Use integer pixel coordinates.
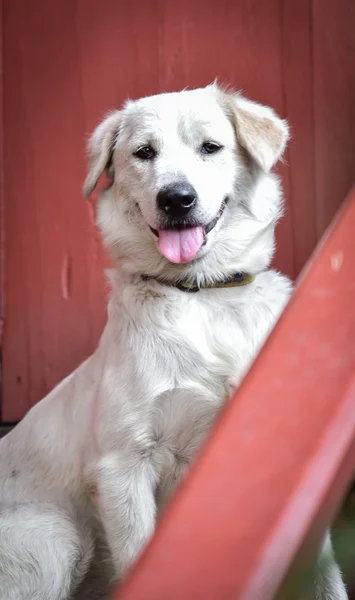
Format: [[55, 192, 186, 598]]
[[141, 271, 255, 293]]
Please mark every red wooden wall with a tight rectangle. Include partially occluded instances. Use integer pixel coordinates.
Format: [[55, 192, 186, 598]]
[[1, 0, 355, 422]]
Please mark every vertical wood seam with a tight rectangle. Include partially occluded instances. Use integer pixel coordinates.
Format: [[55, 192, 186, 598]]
[[0, 0, 4, 421], [0, 0, 4, 347], [279, 0, 296, 279], [310, 0, 318, 242]]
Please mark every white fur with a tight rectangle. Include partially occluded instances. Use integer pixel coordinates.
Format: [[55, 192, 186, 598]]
[[0, 84, 346, 599]]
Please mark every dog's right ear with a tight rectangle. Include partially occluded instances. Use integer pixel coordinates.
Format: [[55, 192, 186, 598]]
[[216, 85, 289, 172], [232, 96, 289, 172], [83, 111, 121, 198]]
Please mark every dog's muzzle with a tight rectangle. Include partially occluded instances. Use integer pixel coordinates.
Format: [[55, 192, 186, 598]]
[[149, 196, 228, 264]]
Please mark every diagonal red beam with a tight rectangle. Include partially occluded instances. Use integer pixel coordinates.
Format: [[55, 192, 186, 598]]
[[112, 188, 355, 600]]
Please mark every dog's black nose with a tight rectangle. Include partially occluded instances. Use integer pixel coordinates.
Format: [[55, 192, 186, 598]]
[[157, 183, 197, 218]]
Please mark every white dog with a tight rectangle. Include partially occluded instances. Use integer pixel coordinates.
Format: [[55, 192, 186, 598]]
[[0, 84, 347, 599]]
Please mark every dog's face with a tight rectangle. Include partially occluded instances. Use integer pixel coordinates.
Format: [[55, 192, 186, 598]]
[[84, 84, 289, 278], [111, 90, 238, 265]]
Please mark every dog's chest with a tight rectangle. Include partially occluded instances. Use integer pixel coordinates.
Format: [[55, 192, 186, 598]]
[[145, 298, 255, 507], [153, 297, 256, 391], [129, 296, 255, 453], [122, 285, 267, 415], [117, 281, 284, 507]]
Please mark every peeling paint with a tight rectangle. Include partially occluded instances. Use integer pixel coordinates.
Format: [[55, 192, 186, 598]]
[[330, 251, 343, 272], [61, 253, 72, 300]]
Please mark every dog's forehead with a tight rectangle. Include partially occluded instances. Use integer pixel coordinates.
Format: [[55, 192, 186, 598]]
[[122, 87, 234, 143]]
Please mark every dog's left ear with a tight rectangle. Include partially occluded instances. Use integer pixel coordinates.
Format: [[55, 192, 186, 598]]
[[224, 93, 290, 172], [83, 111, 121, 198]]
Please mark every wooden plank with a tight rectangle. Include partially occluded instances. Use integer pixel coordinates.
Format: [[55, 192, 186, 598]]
[[0, 0, 4, 416], [3, 0, 103, 419], [1, 0, 162, 420], [281, 0, 316, 277], [111, 188, 355, 600], [313, 0, 355, 239]]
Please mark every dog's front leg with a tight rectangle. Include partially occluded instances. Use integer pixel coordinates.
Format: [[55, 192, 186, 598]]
[[314, 531, 348, 599], [95, 453, 157, 580]]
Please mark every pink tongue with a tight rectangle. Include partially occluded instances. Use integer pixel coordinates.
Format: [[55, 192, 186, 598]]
[[158, 226, 204, 263]]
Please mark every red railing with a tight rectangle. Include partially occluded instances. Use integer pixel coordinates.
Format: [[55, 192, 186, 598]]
[[111, 188, 355, 600]]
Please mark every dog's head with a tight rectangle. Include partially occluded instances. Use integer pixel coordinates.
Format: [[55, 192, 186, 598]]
[[84, 84, 289, 281]]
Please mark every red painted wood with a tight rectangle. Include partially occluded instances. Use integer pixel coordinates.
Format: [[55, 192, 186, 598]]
[[0, 2, 4, 424], [313, 0, 355, 239], [111, 188, 355, 600], [0, 0, 4, 357], [2, 0, 108, 419], [281, 0, 317, 276]]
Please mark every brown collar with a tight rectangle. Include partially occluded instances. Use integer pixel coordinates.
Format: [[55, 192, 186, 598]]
[[143, 272, 255, 293]]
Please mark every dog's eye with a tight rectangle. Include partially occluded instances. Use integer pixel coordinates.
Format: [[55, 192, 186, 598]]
[[201, 142, 222, 155], [134, 146, 156, 160]]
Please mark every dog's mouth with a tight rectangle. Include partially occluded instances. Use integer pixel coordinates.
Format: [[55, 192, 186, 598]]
[[149, 198, 228, 264]]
